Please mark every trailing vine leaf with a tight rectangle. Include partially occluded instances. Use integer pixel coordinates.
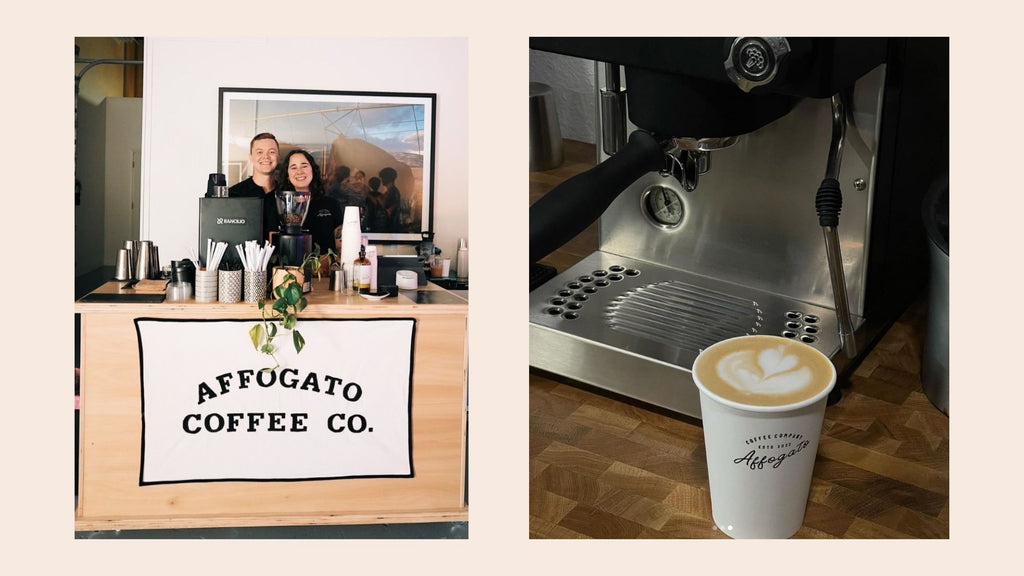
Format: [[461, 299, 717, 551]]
[[283, 315, 297, 330], [249, 324, 263, 350], [249, 248, 334, 367], [284, 283, 302, 306]]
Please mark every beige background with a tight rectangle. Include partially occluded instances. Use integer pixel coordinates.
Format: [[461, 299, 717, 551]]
[[4, 1, 1003, 573]]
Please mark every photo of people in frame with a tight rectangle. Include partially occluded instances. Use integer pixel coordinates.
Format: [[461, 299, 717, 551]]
[[219, 89, 436, 242]]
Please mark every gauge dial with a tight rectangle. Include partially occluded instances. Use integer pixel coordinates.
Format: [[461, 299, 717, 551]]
[[643, 185, 684, 227]]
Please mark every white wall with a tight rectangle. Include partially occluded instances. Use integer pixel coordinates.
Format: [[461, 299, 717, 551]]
[[141, 37, 468, 264]]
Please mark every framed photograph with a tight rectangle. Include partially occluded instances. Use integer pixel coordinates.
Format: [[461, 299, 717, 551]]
[[218, 88, 436, 243]]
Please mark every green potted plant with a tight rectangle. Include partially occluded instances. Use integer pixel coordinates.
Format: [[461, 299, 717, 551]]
[[250, 244, 336, 371]]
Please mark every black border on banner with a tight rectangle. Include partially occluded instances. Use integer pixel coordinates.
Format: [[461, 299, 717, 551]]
[[133, 317, 417, 486]]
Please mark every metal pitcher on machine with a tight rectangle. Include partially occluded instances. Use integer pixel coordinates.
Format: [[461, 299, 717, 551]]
[[528, 37, 949, 418]]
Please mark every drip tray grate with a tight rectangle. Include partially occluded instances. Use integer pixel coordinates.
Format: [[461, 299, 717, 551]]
[[607, 280, 762, 353]]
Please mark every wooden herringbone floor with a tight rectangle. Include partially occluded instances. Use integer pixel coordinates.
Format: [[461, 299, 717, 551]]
[[529, 140, 949, 539]]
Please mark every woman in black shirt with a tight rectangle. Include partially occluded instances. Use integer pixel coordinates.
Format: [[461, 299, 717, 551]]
[[279, 149, 344, 257]]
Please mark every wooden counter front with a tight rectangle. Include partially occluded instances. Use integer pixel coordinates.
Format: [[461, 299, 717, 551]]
[[75, 279, 468, 531]]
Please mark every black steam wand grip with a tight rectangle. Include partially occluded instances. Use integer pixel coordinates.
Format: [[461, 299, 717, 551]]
[[815, 178, 842, 228], [530, 130, 665, 264]]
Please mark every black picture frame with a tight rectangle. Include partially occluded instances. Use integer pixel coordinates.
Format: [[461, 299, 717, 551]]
[[218, 87, 437, 243]]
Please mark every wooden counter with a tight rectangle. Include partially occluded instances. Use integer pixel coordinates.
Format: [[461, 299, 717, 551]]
[[75, 278, 467, 531]]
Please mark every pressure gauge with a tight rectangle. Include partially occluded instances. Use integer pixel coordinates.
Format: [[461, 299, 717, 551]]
[[642, 184, 684, 228]]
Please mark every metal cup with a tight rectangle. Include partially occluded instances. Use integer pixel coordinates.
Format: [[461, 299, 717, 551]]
[[329, 268, 346, 291], [529, 82, 564, 171], [136, 241, 152, 280], [114, 249, 131, 280], [123, 240, 138, 279], [149, 245, 160, 279]]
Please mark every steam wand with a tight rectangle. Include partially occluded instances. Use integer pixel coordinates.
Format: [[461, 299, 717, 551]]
[[816, 94, 858, 359]]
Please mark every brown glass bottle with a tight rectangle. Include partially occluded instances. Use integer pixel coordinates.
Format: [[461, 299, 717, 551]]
[[353, 245, 371, 294]]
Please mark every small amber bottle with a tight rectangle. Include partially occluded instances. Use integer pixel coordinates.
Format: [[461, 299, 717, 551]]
[[353, 245, 371, 293]]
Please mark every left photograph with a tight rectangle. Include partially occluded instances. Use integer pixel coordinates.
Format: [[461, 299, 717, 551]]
[[74, 37, 469, 538]]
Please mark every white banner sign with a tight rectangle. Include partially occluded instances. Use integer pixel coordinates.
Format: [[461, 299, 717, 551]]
[[135, 318, 415, 485]]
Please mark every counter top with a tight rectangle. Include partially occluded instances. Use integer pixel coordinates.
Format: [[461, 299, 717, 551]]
[[76, 277, 467, 315]]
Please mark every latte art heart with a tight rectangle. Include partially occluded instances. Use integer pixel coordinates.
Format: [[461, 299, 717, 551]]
[[694, 335, 834, 407], [716, 345, 812, 395]]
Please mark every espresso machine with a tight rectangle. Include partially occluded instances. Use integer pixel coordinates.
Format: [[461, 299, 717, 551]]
[[529, 38, 948, 418], [198, 173, 263, 269]]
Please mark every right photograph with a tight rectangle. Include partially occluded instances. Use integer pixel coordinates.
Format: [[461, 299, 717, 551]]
[[528, 37, 949, 539]]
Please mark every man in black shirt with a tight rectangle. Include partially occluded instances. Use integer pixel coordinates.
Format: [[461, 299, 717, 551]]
[[228, 132, 281, 238]]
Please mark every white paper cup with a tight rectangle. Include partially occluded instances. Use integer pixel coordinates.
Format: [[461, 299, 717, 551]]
[[692, 335, 837, 539]]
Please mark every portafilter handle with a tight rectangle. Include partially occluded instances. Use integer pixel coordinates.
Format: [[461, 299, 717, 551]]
[[530, 130, 665, 264]]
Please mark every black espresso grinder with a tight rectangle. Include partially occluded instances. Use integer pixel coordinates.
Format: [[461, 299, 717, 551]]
[[271, 190, 314, 291]]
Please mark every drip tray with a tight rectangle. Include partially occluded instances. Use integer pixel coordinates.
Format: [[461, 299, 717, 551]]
[[529, 251, 844, 418]]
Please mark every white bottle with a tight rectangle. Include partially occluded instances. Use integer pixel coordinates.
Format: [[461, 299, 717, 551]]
[[456, 237, 469, 282], [366, 244, 378, 293]]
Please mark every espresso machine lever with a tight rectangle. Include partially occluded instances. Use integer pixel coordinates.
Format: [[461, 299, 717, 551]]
[[816, 93, 857, 359]]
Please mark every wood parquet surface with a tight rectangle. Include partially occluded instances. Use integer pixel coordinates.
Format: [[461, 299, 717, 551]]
[[529, 140, 949, 539]]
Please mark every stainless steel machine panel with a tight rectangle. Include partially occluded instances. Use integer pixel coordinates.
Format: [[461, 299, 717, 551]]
[[598, 66, 885, 317]]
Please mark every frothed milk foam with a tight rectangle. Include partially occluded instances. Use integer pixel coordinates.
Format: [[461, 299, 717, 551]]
[[693, 335, 834, 407]]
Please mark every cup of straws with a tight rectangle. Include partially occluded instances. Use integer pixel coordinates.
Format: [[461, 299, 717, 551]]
[[195, 239, 228, 303], [218, 260, 243, 304], [237, 240, 275, 303]]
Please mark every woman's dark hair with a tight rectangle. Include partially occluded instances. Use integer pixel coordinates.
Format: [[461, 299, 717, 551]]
[[278, 149, 325, 198]]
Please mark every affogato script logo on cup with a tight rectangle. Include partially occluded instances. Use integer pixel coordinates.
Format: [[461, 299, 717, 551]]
[[693, 335, 833, 407], [733, 432, 811, 470]]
